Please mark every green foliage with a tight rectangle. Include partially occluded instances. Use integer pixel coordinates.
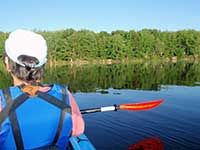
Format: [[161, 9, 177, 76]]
[[67, 30, 97, 60], [137, 29, 155, 57], [0, 29, 200, 60], [0, 63, 12, 88], [0, 32, 8, 57], [96, 31, 111, 59]]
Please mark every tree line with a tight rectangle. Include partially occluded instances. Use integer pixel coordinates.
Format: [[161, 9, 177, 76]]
[[0, 29, 200, 61]]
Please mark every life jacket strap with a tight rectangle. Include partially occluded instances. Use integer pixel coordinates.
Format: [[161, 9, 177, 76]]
[[36, 85, 71, 147], [36, 91, 71, 111], [1, 88, 29, 150], [0, 84, 72, 150], [55, 85, 71, 145]]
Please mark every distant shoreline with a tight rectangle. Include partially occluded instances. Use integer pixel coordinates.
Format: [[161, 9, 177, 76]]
[[47, 56, 200, 66]]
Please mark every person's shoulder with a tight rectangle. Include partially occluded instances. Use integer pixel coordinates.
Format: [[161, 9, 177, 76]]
[[0, 88, 5, 97], [52, 84, 69, 91]]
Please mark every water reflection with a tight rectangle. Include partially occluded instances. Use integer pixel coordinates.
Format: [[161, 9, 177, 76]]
[[43, 61, 200, 92], [0, 61, 200, 91]]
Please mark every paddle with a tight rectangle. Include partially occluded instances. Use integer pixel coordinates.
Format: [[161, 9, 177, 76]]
[[81, 99, 164, 114], [128, 137, 164, 150]]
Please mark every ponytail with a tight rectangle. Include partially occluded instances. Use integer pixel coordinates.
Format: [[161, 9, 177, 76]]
[[5, 54, 44, 83]]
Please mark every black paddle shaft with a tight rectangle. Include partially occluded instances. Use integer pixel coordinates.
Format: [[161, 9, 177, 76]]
[[80, 105, 118, 114], [81, 107, 102, 114]]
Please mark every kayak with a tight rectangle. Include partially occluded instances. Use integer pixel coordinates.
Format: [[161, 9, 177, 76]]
[[70, 135, 163, 150], [69, 134, 96, 150], [69, 135, 164, 150]]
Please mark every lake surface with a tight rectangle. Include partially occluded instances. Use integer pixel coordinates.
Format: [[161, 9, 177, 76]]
[[0, 61, 200, 150]]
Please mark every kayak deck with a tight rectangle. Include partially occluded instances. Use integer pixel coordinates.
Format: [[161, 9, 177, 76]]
[[69, 134, 96, 150]]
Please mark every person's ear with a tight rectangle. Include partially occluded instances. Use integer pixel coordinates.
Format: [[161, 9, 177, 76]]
[[4, 56, 11, 72]]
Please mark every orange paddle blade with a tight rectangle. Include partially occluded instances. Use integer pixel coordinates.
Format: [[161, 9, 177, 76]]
[[119, 99, 164, 111], [128, 137, 164, 150]]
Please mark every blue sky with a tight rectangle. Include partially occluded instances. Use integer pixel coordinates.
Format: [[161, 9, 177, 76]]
[[0, 0, 199, 32]]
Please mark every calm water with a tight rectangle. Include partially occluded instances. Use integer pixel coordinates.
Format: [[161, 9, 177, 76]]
[[0, 61, 200, 150]]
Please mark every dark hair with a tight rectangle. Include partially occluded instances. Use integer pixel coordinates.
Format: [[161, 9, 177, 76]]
[[5, 54, 45, 83]]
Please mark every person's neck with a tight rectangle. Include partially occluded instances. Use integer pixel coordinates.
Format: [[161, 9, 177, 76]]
[[12, 75, 29, 86]]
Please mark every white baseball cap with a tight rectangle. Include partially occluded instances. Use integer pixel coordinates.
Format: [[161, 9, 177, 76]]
[[5, 29, 47, 67]]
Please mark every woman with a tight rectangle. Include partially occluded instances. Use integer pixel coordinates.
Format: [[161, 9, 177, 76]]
[[0, 29, 84, 149]]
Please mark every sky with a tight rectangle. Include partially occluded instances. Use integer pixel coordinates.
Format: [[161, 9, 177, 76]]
[[0, 0, 200, 32]]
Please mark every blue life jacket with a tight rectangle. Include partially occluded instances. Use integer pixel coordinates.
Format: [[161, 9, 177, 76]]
[[0, 84, 73, 150]]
